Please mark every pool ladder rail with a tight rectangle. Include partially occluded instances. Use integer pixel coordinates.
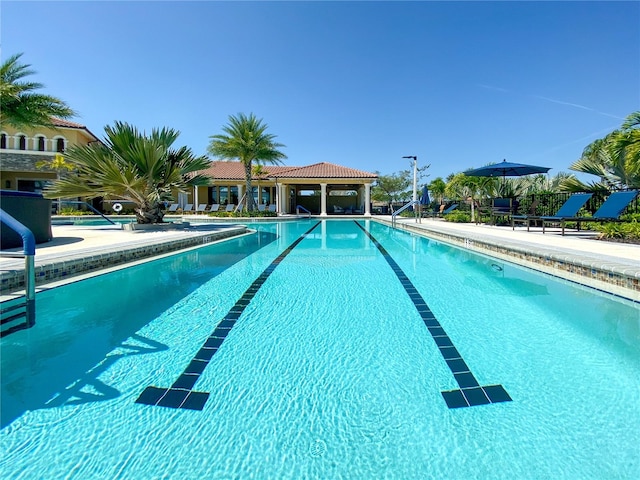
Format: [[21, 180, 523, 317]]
[[0, 208, 36, 337]]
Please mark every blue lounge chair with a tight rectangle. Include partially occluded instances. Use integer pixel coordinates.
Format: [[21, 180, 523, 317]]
[[433, 203, 458, 217], [512, 193, 593, 231], [542, 190, 638, 235]]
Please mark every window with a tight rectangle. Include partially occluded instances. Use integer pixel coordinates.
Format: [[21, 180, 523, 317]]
[[56, 138, 65, 153], [37, 136, 45, 151], [0, 134, 6, 149], [19, 135, 26, 150]]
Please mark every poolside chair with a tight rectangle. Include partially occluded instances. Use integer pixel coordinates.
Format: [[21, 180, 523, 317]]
[[225, 204, 235, 212], [257, 204, 266, 212], [512, 193, 593, 231], [433, 203, 458, 217], [333, 205, 344, 214], [182, 203, 194, 213], [209, 204, 220, 213], [542, 190, 638, 235], [167, 203, 180, 212], [196, 204, 208, 214], [268, 204, 277, 212]]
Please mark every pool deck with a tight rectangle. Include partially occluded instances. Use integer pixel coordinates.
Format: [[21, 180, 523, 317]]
[[1, 216, 639, 302], [386, 215, 640, 302]]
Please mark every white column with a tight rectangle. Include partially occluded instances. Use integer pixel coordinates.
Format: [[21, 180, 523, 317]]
[[279, 184, 287, 214], [320, 183, 327, 216], [364, 183, 371, 215], [194, 185, 199, 207], [237, 184, 244, 207]]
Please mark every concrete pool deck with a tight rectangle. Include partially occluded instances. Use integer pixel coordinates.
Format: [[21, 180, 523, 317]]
[[386, 215, 640, 302], [1, 216, 639, 302]]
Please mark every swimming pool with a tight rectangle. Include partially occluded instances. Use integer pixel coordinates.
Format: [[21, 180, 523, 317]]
[[1, 220, 638, 478]]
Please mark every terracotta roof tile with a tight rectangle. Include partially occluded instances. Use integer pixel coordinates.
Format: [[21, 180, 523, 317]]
[[198, 162, 295, 180], [50, 117, 87, 129], [270, 162, 378, 179], [199, 161, 377, 180]]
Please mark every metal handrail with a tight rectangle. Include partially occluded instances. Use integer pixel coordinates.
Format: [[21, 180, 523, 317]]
[[391, 200, 418, 227], [54, 200, 116, 224], [0, 209, 36, 329], [296, 205, 311, 218]]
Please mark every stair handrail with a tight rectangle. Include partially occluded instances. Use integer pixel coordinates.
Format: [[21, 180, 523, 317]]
[[0, 208, 36, 327], [391, 200, 418, 227], [296, 205, 311, 218], [55, 200, 116, 225]]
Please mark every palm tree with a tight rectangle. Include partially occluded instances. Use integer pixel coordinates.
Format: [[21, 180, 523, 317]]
[[44, 121, 211, 224], [562, 111, 640, 192], [208, 113, 286, 212], [0, 53, 76, 128], [427, 177, 446, 206]]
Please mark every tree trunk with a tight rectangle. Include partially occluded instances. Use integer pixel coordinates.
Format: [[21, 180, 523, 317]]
[[136, 202, 165, 224], [244, 162, 255, 212]]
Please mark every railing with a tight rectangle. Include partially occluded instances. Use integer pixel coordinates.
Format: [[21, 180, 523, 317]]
[[296, 205, 311, 218], [0, 209, 36, 337], [391, 200, 418, 227], [55, 200, 116, 224]]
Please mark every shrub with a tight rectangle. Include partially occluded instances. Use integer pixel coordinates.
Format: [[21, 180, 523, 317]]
[[58, 207, 91, 216], [444, 211, 471, 223], [593, 221, 640, 243]]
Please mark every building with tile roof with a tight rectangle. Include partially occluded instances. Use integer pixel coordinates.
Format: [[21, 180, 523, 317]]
[[0, 118, 100, 199], [193, 161, 378, 215]]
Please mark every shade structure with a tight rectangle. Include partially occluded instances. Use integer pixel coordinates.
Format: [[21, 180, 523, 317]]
[[464, 159, 551, 178], [420, 186, 430, 205]]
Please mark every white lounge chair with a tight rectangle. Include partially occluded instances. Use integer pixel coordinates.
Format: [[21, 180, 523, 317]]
[[257, 204, 266, 212], [196, 204, 208, 213], [182, 203, 194, 213], [209, 204, 220, 212], [268, 204, 276, 212], [225, 204, 235, 212], [167, 203, 180, 212]]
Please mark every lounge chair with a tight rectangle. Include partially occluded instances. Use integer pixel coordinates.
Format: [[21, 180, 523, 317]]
[[209, 204, 220, 213], [167, 203, 180, 212], [182, 203, 194, 213], [196, 204, 208, 213], [257, 204, 266, 212], [268, 204, 276, 212], [512, 193, 593, 231], [542, 190, 638, 235], [225, 204, 235, 212], [333, 205, 344, 214], [433, 203, 458, 217]]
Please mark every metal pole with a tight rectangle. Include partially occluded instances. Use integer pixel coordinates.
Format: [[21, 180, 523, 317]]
[[25, 255, 36, 327], [412, 157, 418, 205]]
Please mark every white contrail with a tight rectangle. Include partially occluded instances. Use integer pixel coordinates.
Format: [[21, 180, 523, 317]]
[[522, 124, 621, 162], [477, 84, 625, 120], [532, 95, 624, 120]]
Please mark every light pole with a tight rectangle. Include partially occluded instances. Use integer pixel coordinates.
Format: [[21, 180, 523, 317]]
[[402, 155, 418, 205]]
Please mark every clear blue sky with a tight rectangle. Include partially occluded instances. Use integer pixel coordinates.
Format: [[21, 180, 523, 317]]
[[3, 1, 639, 182]]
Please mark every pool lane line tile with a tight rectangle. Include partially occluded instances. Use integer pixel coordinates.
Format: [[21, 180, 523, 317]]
[[354, 221, 512, 409], [135, 222, 322, 411]]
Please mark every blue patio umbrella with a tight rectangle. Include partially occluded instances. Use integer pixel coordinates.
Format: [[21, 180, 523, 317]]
[[420, 186, 430, 205], [464, 159, 551, 178]]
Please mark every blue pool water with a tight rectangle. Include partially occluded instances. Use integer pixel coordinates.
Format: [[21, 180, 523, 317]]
[[1, 220, 639, 479]]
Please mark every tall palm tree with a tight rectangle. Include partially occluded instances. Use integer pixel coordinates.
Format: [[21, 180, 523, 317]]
[[208, 113, 286, 212], [0, 53, 76, 128], [44, 121, 211, 224], [562, 111, 640, 191]]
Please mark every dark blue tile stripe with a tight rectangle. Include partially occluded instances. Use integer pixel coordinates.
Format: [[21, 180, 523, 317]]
[[135, 222, 322, 410], [354, 221, 511, 409]]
